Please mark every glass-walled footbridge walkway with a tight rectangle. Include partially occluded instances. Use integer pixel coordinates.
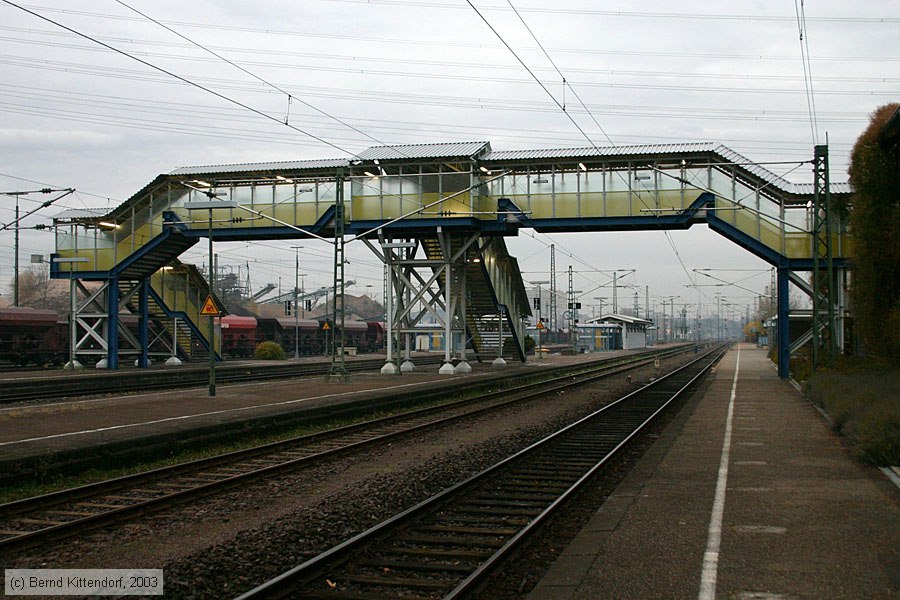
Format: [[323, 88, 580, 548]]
[[52, 141, 850, 377]]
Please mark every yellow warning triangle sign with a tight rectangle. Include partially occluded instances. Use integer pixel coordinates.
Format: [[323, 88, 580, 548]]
[[322, 322, 331, 330], [536, 320, 545, 330], [200, 295, 220, 316]]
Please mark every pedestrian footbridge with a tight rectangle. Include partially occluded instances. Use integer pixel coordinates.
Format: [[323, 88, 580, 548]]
[[52, 141, 850, 375]]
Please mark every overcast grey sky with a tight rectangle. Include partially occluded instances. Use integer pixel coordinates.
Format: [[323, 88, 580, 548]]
[[1, 0, 897, 314]]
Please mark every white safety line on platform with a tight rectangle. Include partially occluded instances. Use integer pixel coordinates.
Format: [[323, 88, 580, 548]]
[[699, 344, 741, 600], [0, 378, 460, 448], [0, 368, 496, 415]]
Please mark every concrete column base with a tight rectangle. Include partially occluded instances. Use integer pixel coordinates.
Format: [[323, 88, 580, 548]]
[[165, 356, 183, 366], [492, 357, 507, 368], [455, 360, 472, 374], [64, 359, 84, 371], [400, 360, 416, 373], [95, 358, 108, 369], [380, 362, 397, 375], [439, 362, 456, 375]]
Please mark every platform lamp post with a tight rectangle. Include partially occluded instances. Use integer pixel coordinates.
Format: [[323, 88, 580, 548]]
[[291, 246, 306, 360], [529, 280, 549, 359], [185, 193, 237, 397]]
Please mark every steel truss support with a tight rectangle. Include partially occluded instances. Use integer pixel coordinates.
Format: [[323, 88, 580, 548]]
[[768, 145, 846, 380], [329, 169, 350, 382], [811, 144, 838, 369], [774, 265, 846, 379], [65, 276, 184, 369], [365, 230, 481, 375], [550, 244, 557, 337], [138, 278, 149, 368], [67, 278, 147, 369]]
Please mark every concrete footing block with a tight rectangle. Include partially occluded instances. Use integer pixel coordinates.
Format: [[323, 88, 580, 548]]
[[380, 362, 397, 375], [439, 362, 456, 375]]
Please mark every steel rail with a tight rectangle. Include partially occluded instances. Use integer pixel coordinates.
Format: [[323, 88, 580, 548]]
[[0, 346, 693, 554], [234, 345, 726, 600]]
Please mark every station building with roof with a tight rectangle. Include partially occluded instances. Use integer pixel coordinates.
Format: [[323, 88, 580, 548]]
[[577, 314, 652, 352]]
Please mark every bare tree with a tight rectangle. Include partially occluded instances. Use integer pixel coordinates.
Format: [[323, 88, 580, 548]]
[[12, 267, 68, 313]]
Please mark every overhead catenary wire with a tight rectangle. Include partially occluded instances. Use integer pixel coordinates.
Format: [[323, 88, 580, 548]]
[[3, 0, 436, 294], [0, 82, 862, 157], [3, 1, 862, 307], [0, 0, 359, 159], [794, 0, 819, 145], [4, 23, 898, 67], [324, 0, 900, 24], [475, 0, 706, 300], [111, 0, 403, 151]]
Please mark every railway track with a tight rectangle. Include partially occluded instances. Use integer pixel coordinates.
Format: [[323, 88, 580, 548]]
[[0, 355, 445, 404], [235, 345, 726, 600], [0, 346, 696, 555]]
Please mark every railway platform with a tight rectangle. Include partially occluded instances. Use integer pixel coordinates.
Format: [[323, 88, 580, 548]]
[[0, 349, 626, 482], [528, 343, 899, 600]]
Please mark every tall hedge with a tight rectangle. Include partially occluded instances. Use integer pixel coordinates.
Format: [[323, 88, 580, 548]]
[[846, 103, 900, 363]]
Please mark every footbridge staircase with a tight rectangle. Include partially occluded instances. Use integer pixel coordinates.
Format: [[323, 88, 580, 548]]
[[52, 202, 221, 368], [419, 234, 530, 362]]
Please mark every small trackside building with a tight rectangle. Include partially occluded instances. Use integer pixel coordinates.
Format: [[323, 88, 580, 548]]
[[578, 314, 651, 351]]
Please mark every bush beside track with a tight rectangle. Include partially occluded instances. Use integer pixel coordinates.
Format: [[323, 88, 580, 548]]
[[805, 362, 900, 466]]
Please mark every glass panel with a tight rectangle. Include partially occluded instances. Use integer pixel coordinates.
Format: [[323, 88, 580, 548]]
[[734, 180, 757, 207], [605, 191, 629, 217], [759, 218, 782, 253], [709, 169, 735, 201], [273, 183, 297, 205], [231, 186, 254, 205], [272, 203, 297, 226], [657, 190, 683, 211], [528, 193, 554, 219], [785, 233, 810, 259], [555, 172, 578, 196], [757, 193, 782, 219], [580, 192, 603, 217], [606, 170, 630, 193], [784, 208, 808, 234], [555, 193, 578, 218], [580, 171, 600, 195], [439, 172, 470, 194], [734, 208, 759, 242], [351, 194, 381, 221]]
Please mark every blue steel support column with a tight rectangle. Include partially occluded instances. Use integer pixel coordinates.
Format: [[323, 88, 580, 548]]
[[777, 267, 790, 379], [138, 278, 149, 368], [107, 277, 120, 370]]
